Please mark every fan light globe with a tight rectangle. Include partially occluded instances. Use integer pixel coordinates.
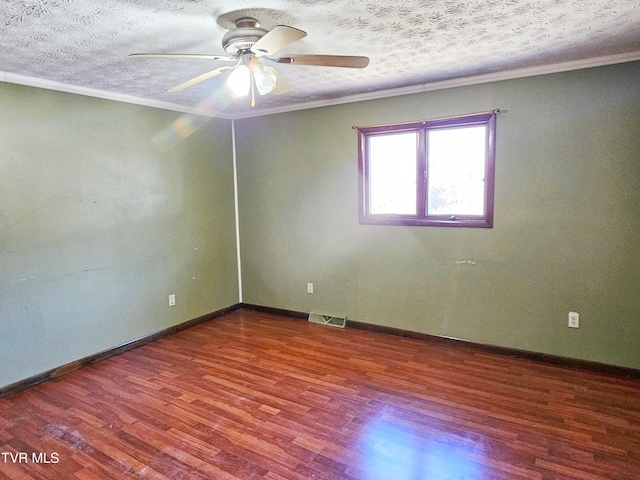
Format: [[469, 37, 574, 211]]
[[228, 65, 251, 97], [254, 65, 277, 95]]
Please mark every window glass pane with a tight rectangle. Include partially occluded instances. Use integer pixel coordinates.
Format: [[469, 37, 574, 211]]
[[368, 132, 417, 215], [427, 126, 486, 216]]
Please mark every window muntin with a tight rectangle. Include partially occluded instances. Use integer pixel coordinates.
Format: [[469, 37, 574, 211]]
[[357, 111, 497, 228]]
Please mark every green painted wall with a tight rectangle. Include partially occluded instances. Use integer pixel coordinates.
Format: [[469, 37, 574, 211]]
[[2, 61, 638, 388], [236, 61, 640, 369], [0, 83, 238, 388]]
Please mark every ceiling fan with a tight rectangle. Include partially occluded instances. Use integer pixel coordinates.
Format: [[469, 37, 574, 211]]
[[130, 17, 370, 106]]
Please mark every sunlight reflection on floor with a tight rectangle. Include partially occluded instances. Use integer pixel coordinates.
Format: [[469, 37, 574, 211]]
[[356, 414, 485, 479]]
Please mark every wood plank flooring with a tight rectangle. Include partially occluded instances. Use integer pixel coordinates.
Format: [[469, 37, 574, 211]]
[[1, 309, 638, 479]]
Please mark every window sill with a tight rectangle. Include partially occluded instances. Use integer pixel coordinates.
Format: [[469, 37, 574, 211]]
[[359, 216, 493, 228]]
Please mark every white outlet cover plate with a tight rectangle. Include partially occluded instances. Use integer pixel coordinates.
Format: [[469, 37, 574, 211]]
[[568, 311, 579, 328]]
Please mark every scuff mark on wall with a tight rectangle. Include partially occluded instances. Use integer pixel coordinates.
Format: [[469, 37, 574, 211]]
[[454, 260, 477, 265]]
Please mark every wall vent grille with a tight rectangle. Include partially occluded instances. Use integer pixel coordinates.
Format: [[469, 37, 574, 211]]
[[308, 312, 347, 328]]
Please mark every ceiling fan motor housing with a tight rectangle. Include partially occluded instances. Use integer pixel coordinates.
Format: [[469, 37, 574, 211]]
[[222, 17, 267, 55]]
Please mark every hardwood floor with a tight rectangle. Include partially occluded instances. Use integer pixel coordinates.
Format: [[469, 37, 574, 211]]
[[1, 309, 638, 479]]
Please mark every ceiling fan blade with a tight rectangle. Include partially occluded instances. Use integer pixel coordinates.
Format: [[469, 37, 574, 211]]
[[271, 68, 291, 95], [276, 54, 369, 68], [130, 53, 235, 62], [251, 25, 307, 56], [166, 66, 231, 93]]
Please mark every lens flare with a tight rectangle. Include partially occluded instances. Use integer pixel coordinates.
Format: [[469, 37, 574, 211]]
[[151, 87, 234, 152]]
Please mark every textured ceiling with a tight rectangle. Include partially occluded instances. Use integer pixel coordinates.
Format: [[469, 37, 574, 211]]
[[1, 0, 639, 118]]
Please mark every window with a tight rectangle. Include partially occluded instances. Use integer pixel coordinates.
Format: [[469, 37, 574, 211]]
[[357, 111, 497, 227]]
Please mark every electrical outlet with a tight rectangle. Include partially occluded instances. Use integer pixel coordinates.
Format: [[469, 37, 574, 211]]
[[568, 311, 579, 328], [169, 294, 176, 307], [307, 283, 314, 294]]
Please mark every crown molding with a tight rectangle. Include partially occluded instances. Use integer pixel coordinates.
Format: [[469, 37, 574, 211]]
[[0, 71, 230, 118], [2, 51, 639, 120]]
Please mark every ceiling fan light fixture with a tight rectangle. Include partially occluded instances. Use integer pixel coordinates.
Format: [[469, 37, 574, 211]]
[[254, 64, 277, 96], [227, 64, 251, 97], [130, 16, 369, 102]]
